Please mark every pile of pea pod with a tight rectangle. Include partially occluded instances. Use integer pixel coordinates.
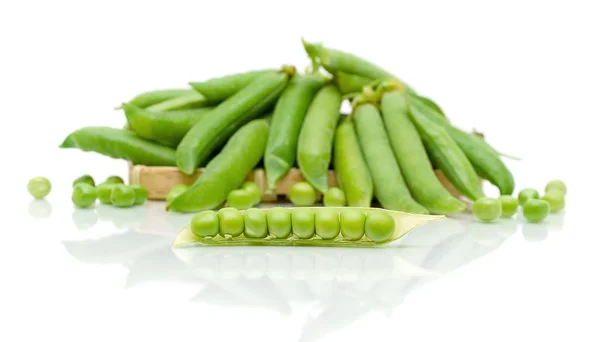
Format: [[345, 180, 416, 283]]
[[59, 38, 521, 218]]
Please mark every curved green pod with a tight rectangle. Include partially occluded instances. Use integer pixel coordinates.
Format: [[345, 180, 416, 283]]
[[407, 94, 514, 195], [172, 206, 444, 247], [59, 127, 176, 166], [264, 74, 328, 190], [167, 119, 269, 213], [123, 103, 214, 148], [334, 72, 373, 95], [176, 68, 293, 175], [297, 84, 342, 193], [121, 89, 196, 109], [145, 92, 206, 112], [380, 91, 466, 214], [189, 69, 276, 104], [352, 103, 429, 214], [408, 105, 484, 201], [333, 118, 373, 207]]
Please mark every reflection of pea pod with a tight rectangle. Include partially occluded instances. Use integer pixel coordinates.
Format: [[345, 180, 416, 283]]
[[123, 103, 214, 148], [60, 127, 176, 166], [121, 88, 195, 109], [408, 94, 515, 195], [168, 119, 269, 213], [408, 105, 484, 200], [177, 69, 292, 175], [264, 74, 328, 190], [297, 85, 342, 193], [333, 118, 373, 207], [189, 69, 276, 104], [352, 103, 429, 214], [145, 92, 206, 112], [334, 72, 373, 95], [172, 207, 443, 247], [380, 91, 465, 214]]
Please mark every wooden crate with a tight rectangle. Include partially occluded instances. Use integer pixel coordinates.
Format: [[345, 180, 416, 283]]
[[129, 164, 463, 202]]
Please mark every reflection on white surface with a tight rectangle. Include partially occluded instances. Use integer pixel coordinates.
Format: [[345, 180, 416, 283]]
[[28, 200, 52, 219], [71, 208, 99, 230]]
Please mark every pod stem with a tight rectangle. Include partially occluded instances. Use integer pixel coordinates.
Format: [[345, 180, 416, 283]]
[[281, 64, 297, 78]]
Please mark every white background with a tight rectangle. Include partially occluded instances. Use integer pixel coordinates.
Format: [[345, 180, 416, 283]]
[[1, 0, 600, 341]]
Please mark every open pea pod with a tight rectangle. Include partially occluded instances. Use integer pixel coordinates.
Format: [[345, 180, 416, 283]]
[[172, 207, 444, 248]]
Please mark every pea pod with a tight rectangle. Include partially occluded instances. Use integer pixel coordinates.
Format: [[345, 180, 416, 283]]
[[380, 91, 465, 214], [120, 89, 196, 109], [334, 72, 373, 95], [407, 104, 484, 200], [333, 118, 373, 207], [145, 92, 206, 112], [59, 127, 176, 166], [189, 69, 276, 104], [352, 103, 429, 214], [297, 84, 342, 193], [167, 119, 269, 213], [123, 103, 214, 148], [176, 68, 294, 175], [172, 206, 444, 247], [264, 74, 328, 190], [408, 94, 515, 195]]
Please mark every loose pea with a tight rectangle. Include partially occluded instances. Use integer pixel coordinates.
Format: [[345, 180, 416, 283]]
[[291, 208, 315, 239], [545, 180, 567, 195], [472, 197, 502, 222], [499, 195, 519, 218], [73, 174, 95, 187], [110, 184, 136, 208], [218, 207, 244, 237], [541, 190, 565, 213], [315, 209, 340, 240], [523, 199, 550, 223], [242, 181, 262, 205], [105, 175, 125, 184], [166, 184, 188, 204], [323, 187, 346, 207], [130, 184, 148, 205], [365, 212, 395, 243], [340, 209, 366, 241], [289, 182, 317, 206], [518, 188, 539, 206], [27, 176, 51, 199], [191, 210, 220, 238], [72, 183, 97, 208], [227, 189, 255, 210], [243, 208, 268, 238], [267, 207, 292, 238], [97, 183, 116, 204]]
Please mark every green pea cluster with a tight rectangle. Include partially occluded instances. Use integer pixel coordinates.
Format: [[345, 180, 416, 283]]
[[190, 207, 395, 243], [69, 175, 147, 209]]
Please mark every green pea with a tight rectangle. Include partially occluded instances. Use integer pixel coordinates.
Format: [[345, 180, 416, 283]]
[[227, 189, 255, 210], [218, 207, 244, 237], [541, 190, 565, 213], [97, 183, 116, 204], [166, 184, 188, 204], [243, 208, 268, 238], [315, 209, 340, 240], [267, 207, 292, 238], [499, 195, 519, 218], [289, 182, 317, 206], [130, 184, 148, 205], [73, 174, 95, 187], [110, 184, 136, 208], [27, 177, 51, 199], [518, 188, 539, 206], [72, 183, 97, 208], [291, 208, 315, 239], [523, 199, 550, 223], [340, 209, 366, 240], [191, 211, 219, 238], [545, 180, 566, 195], [242, 181, 262, 205], [105, 175, 124, 184], [323, 187, 346, 207], [364, 212, 394, 243], [472, 197, 502, 222]]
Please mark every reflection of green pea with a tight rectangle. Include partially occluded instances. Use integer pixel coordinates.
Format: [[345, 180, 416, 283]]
[[267, 207, 291, 238], [72, 183, 97, 209], [365, 212, 394, 243], [218, 207, 244, 237], [291, 208, 315, 239], [315, 209, 340, 240], [243, 208, 268, 238], [191, 211, 219, 238], [340, 209, 365, 240]]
